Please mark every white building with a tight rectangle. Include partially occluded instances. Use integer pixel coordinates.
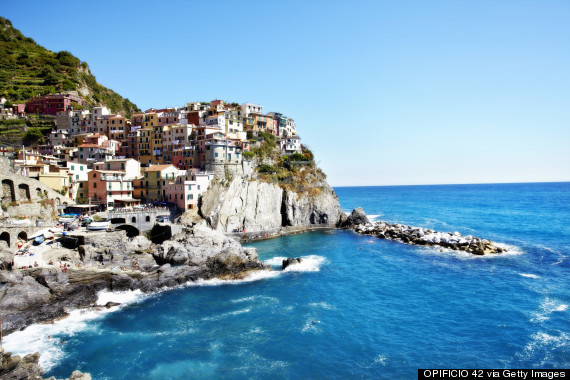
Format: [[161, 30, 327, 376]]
[[241, 103, 263, 116]]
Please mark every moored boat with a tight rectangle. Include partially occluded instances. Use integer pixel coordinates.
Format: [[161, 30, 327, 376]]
[[87, 220, 110, 231]]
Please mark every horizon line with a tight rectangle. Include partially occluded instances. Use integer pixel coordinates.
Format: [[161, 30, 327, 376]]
[[332, 180, 570, 188]]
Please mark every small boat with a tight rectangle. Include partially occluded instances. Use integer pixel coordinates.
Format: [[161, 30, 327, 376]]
[[33, 235, 45, 245], [87, 220, 110, 231]]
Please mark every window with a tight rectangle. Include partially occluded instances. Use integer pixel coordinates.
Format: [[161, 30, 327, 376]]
[[190, 194, 193, 200], [107, 164, 110, 170], [76, 174, 79, 180], [80, 166, 83, 171], [215, 153, 218, 157], [93, 183, 97, 188], [121, 163, 125, 170], [71, 165, 75, 170], [93, 173, 96, 178]]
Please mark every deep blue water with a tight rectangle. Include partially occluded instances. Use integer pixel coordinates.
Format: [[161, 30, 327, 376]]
[[6, 182, 570, 379]]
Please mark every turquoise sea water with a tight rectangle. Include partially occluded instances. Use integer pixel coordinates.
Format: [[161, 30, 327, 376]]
[[5, 183, 570, 379]]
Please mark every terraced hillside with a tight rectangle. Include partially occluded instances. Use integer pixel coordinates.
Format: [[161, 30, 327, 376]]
[[0, 17, 140, 117]]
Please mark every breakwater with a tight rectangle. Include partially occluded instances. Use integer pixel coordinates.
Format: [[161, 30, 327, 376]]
[[353, 221, 507, 254]]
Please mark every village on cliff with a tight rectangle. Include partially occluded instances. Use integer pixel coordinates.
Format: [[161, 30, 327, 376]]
[[2, 93, 304, 211]]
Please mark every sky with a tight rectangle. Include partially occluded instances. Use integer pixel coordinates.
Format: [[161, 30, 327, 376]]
[[2, 0, 569, 186]]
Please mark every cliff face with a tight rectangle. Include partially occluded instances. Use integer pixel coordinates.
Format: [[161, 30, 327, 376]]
[[199, 177, 344, 233]]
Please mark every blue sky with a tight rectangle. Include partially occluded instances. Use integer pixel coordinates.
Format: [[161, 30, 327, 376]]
[[3, 0, 569, 186]]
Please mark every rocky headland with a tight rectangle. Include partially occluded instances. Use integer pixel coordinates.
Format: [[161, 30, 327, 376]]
[[344, 207, 508, 255]]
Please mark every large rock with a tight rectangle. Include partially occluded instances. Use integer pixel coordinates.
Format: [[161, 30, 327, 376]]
[[153, 226, 267, 277], [200, 178, 344, 232], [341, 207, 370, 228]]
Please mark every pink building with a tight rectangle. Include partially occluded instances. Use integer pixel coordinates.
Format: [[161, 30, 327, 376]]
[[25, 93, 83, 116], [12, 104, 25, 117], [165, 170, 214, 210], [87, 170, 135, 208]]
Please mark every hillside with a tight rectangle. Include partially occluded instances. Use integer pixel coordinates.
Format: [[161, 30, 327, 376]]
[[0, 17, 140, 117]]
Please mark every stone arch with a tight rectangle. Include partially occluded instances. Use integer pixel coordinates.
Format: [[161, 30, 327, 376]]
[[111, 217, 126, 224], [2, 179, 15, 203], [18, 183, 31, 201], [17, 231, 27, 241], [145, 215, 151, 222], [131, 216, 136, 223], [115, 225, 140, 238], [63, 202, 69, 206], [0, 231, 10, 247]]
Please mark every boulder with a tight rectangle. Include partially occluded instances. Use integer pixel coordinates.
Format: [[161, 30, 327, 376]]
[[341, 207, 370, 228], [282, 257, 302, 269]]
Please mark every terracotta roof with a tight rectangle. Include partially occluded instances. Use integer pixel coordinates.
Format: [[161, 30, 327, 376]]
[[144, 164, 174, 172], [78, 144, 101, 148]]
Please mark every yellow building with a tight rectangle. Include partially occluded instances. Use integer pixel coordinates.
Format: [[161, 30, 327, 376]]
[[142, 164, 184, 202], [137, 128, 153, 167]]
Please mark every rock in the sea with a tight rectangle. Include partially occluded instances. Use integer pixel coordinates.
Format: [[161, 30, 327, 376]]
[[341, 207, 370, 228], [282, 257, 302, 269]]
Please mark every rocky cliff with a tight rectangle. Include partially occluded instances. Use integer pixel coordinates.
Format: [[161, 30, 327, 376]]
[[199, 176, 344, 233], [0, 226, 268, 336]]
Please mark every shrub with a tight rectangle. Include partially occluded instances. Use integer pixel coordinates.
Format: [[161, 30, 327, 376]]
[[257, 164, 276, 174], [243, 151, 254, 160]]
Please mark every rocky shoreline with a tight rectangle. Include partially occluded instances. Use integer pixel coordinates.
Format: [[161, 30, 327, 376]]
[[345, 208, 508, 255], [0, 224, 271, 379]]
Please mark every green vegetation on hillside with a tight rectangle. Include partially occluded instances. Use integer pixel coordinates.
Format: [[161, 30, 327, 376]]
[[0, 17, 140, 117]]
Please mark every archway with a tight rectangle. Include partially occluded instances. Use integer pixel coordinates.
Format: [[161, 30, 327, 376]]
[[2, 179, 15, 203], [115, 225, 140, 238], [111, 217, 126, 224], [145, 215, 151, 222], [18, 183, 31, 201], [131, 216, 136, 223], [0, 231, 10, 247], [17, 231, 27, 241]]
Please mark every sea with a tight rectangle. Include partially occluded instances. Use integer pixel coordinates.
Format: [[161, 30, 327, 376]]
[[3, 182, 569, 379]]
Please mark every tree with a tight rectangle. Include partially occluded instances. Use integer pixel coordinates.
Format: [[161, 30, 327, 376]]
[[22, 127, 44, 146]]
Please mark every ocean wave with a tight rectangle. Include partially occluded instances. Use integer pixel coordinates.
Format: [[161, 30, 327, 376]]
[[519, 331, 570, 366], [308, 301, 336, 310], [519, 273, 540, 279], [231, 295, 279, 304], [3, 307, 117, 371], [97, 289, 147, 305], [264, 255, 326, 272], [2, 289, 150, 371], [531, 298, 569, 323], [201, 308, 251, 322]]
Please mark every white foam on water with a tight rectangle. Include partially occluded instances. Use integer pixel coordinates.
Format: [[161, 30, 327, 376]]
[[231, 295, 279, 304], [264, 255, 326, 272], [283, 255, 326, 272], [301, 318, 321, 333], [520, 331, 570, 366], [184, 269, 281, 287], [264, 256, 287, 267], [308, 301, 336, 310], [531, 298, 569, 323], [201, 308, 251, 322], [520, 273, 540, 279], [96, 288, 146, 305], [367, 214, 382, 222], [373, 354, 388, 366], [3, 288, 149, 372]]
